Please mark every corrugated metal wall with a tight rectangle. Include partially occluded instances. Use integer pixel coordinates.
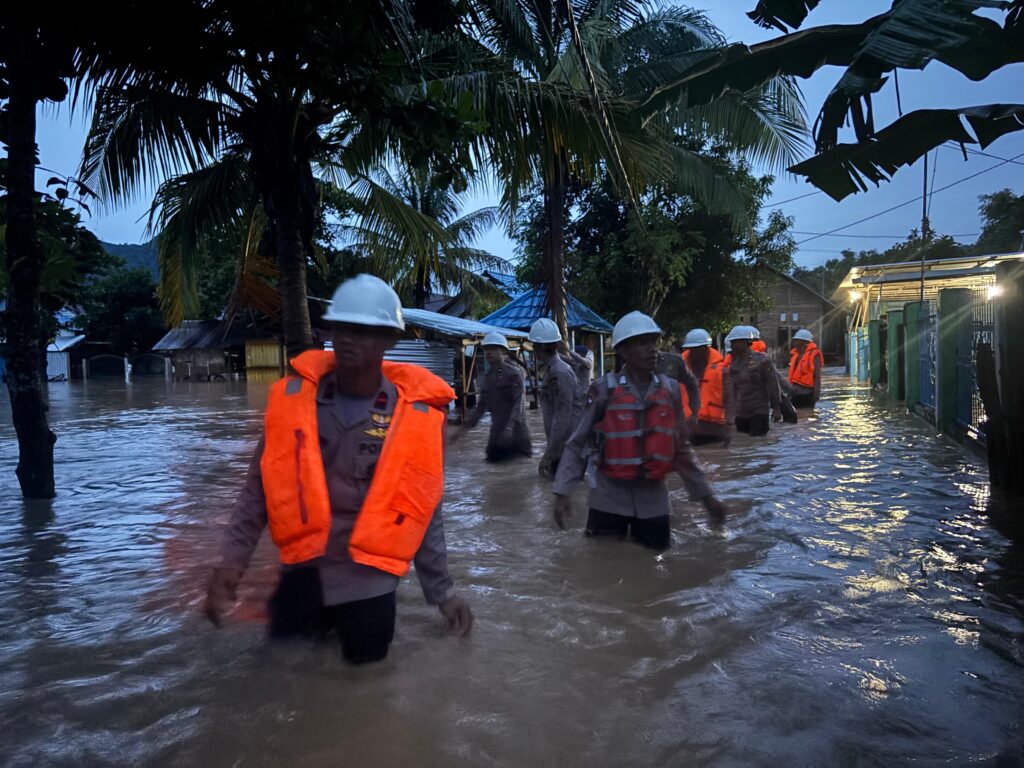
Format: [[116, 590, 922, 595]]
[[46, 351, 70, 380], [385, 340, 457, 384], [245, 340, 282, 374], [321, 339, 456, 384]]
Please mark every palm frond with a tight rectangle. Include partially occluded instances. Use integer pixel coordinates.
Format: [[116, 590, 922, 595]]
[[79, 85, 234, 206], [791, 104, 1024, 200]]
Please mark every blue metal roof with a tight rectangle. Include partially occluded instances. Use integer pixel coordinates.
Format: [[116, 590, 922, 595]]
[[480, 288, 613, 333], [401, 307, 528, 339], [481, 270, 526, 298]]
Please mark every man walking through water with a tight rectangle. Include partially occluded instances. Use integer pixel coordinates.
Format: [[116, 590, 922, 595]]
[[204, 274, 472, 663], [456, 331, 532, 462], [528, 318, 578, 478], [551, 311, 727, 550]]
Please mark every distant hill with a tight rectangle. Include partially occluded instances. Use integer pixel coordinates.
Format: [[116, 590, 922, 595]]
[[100, 239, 158, 278]]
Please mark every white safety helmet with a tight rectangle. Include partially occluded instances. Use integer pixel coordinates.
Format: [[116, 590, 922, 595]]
[[322, 274, 405, 330], [682, 328, 713, 348], [527, 317, 561, 344], [725, 325, 757, 344], [749, 326, 761, 340], [611, 311, 662, 348], [481, 331, 509, 349], [793, 329, 814, 342]]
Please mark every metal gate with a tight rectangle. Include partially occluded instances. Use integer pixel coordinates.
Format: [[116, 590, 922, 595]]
[[956, 290, 995, 441], [918, 302, 936, 408]]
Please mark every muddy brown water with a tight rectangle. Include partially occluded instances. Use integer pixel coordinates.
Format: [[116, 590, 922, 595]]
[[1, 374, 1022, 767]]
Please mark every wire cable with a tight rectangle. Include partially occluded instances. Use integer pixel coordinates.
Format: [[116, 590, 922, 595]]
[[796, 150, 1024, 246]]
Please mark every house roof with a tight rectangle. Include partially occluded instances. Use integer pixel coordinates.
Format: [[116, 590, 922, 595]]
[[47, 332, 86, 353], [762, 264, 837, 308], [480, 288, 613, 333], [833, 251, 1024, 303], [401, 307, 527, 339], [481, 270, 526, 298], [152, 319, 273, 351]]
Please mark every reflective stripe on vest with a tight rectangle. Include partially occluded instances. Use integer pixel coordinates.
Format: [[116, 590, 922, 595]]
[[789, 343, 823, 389], [682, 348, 727, 425], [595, 372, 676, 481], [261, 350, 453, 575]]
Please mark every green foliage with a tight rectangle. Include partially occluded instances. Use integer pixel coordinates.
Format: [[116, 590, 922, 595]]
[[974, 188, 1024, 255], [513, 151, 797, 339], [0, 188, 116, 329], [792, 229, 968, 297], [78, 266, 167, 355]]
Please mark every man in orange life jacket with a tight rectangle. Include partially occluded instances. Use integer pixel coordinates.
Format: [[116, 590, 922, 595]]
[[552, 311, 727, 549], [788, 328, 823, 407], [204, 274, 472, 664], [681, 328, 734, 446]]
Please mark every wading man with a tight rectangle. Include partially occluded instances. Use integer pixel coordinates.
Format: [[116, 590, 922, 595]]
[[725, 325, 781, 437], [457, 332, 531, 462], [788, 329, 823, 408], [552, 311, 727, 550], [528, 318, 578, 478], [681, 328, 734, 446], [204, 274, 472, 664]]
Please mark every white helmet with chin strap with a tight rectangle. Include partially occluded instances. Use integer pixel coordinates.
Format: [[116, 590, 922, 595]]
[[482, 331, 510, 349], [611, 311, 662, 348], [682, 328, 713, 348], [528, 318, 561, 344], [322, 274, 405, 330], [793, 329, 814, 342]]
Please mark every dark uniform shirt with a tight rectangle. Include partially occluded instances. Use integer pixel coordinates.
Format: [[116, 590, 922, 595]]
[[729, 351, 782, 419], [218, 374, 455, 607], [540, 354, 578, 465], [465, 358, 531, 455], [553, 372, 714, 519], [656, 352, 701, 418]]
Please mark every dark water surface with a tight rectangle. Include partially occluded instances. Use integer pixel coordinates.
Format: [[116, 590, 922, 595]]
[[1, 375, 1021, 767]]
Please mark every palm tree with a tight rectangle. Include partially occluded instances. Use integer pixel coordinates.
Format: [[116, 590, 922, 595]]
[[349, 167, 509, 309], [79, 1, 477, 358], [469, 1, 807, 336]]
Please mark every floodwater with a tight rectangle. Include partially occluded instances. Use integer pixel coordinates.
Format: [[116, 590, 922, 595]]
[[1, 374, 1022, 767]]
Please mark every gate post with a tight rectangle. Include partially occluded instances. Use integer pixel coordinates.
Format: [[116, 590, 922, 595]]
[[992, 264, 1024, 497], [937, 288, 970, 435], [904, 302, 921, 409], [868, 319, 882, 388], [887, 309, 905, 401]]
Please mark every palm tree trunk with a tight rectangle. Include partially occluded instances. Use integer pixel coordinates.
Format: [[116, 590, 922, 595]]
[[543, 155, 569, 339], [273, 198, 314, 359], [413, 262, 429, 309], [4, 43, 57, 499]]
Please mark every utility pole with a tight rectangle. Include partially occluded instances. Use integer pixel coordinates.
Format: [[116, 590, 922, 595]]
[[919, 152, 930, 302]]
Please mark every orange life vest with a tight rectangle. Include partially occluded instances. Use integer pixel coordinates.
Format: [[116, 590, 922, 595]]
[[683, 347, 728, 425], [751, 340, 767, 354], [260, 350, 453, 576], [789, 342, 823, 389], [595, 372, 676, 481]]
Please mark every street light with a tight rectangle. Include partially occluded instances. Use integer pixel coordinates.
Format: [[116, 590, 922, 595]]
[[987, 284, 1004, 301], [849, 291, 862, 303]]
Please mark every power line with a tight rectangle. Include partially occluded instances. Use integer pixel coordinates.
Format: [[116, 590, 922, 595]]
[[943, 142, 1024, 168], [793, 230, 979, 239], [765, 191, 822, 207], [796, 150, 1024, 246]]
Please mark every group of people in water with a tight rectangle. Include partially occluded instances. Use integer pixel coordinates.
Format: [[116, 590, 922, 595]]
[[204, 274, 825, 664]]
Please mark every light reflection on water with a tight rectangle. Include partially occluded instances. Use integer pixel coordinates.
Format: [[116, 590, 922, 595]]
[[0, 375, 1022, 766]]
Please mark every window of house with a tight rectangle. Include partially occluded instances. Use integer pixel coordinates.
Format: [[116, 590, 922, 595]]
[[779, 313, 787, 322], [793, 312, 800, 322]]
